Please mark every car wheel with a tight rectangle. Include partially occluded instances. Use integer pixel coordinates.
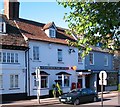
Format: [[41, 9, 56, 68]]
[[74, 99, 80, 105], [93, 97, 97, 102]]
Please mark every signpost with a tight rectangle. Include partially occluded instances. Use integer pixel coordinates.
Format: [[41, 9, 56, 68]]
[[36, 67, 40, 104], [99, 71, 107, 107]]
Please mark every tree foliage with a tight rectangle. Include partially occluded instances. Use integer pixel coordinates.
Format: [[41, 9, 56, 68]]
[[58, 0, 120, 56]]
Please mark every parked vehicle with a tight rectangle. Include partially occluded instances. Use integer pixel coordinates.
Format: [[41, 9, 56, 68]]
[[59, 88, 98, 105]]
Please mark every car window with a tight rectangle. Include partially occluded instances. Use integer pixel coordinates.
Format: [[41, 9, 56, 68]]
[[81, 89, 88, 95], [70, 89, 81, 93], [87, 89, 94, 94]]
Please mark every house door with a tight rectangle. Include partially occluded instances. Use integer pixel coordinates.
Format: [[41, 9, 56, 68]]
[[78, 76, 82, 88], [85, 75, 90, 88]]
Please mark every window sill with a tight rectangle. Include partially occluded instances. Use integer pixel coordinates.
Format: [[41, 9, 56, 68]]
[[58, 61, 64, 64], [9, 88, 20, 90], [90, 64, 94, 66], [0, 88, 4, 90], [0, 63, 20, 64], [78, 62, 83, 64], [33, 88, 49, 90], [104, 65, 108, 67], [0, 33, 7, 35], [32, 60, 41, 62]]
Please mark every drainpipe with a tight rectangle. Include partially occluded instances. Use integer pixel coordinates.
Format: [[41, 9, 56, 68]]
[[14, 20, 30, 96], [25, 48, 29, 96], [28, 45, 30, 96]]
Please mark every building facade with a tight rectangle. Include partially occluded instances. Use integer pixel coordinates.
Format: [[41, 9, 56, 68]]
[[0, 14, 28, 100], [85, 46, 118, 92]]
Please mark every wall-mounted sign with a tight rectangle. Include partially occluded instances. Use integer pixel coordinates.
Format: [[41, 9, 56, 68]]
[[39, 66, 69, 70]]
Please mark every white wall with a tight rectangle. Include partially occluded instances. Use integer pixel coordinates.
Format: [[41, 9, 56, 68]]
[[0, 49, 26, 94], [28, 40, 85, 96]]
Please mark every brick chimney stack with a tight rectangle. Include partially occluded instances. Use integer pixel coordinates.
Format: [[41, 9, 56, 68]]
[[4, 0, 20, 19]]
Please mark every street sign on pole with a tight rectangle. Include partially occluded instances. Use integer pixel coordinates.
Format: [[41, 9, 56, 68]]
[[36, 67, 40, 104], [99, 71, 107, 85], [99, 71, 107, 107]]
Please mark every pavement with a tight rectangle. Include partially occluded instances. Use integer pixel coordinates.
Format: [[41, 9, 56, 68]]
[[0, 91, 119, 107]]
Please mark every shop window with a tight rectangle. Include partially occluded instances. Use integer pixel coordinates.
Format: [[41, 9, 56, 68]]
[[57, 75, 70, 87], [41, 76, 48, 88], [107, 72, 118, 86]]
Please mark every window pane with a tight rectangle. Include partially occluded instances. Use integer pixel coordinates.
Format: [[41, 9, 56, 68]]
[[89, 53, 93, 65], [34, 76, 37, 87], [0, 22, 3, 32], [7, 53, 10, 63], [41, 76, 48, 88], [33, 46, 39, 60], [58, 49, 62, 62], [64, 76, 69, 87], [104, 55, 108, 66], [58, 76, 62, 86], [15, 75, 18, 87], [3, 52, 6, 63], [78, 51, 82, 63], [11, 53, 14, 63], [49, 29, 55, 38], [15, 53, 18, 63], [10, 75, 14, 88], [0, 75, 3, 88], [0, 52, 2, 62]]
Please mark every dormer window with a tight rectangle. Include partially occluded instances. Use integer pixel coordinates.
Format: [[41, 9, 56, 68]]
[[49, 28, 56, 38], [0, 22, 6, 33]]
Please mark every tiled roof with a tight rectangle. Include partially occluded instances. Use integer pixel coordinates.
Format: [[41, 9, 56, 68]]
[[43, 22, 53, 30], [15, 18, 75, 45], [0, 14, 28, 48]]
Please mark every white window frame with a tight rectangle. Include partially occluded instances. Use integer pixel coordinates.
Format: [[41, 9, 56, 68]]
[[0, 22, 6, 33], [58, 49, 63, 62], [10, 74, 19, 89], [33, 76, 38, 88], [11, 53, 14, 63], [3, 52, 6, 63], [89, 52, 94, 65], [0, 75, 3, 89], [78, 51, 83, 63], [33, 46, 40, 61], [15, 53, 18, 63], [0, 52, 19, 63], [49, 28, 56, 38], [57, 75, 70, 87], [7, 53, 10, 63], [104, 55, 108, 66]]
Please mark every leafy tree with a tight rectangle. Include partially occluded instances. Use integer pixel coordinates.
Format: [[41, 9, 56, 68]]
[[58, 0, 120, 56]]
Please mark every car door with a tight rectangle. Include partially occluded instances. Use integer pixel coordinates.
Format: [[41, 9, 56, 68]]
[[81, 89, 89, 103]]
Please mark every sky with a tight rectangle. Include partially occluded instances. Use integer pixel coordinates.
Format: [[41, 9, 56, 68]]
[[0, 0, 70, 28]]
